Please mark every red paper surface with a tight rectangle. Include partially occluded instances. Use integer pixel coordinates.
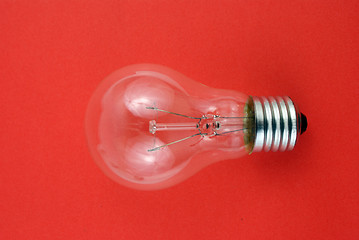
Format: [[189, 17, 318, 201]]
[[1, 1, 358, 239]]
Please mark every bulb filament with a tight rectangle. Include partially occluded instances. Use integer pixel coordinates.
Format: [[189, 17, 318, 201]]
[[146, 106, 251, 152]]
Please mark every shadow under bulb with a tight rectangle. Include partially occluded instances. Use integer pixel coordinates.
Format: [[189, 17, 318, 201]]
[[85, 64, 307, 190]]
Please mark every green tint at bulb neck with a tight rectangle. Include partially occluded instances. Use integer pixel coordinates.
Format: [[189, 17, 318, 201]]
[[243, 97, 255, 153]]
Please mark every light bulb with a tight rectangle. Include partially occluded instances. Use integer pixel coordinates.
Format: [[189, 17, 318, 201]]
[[85, 64, 307, 190]]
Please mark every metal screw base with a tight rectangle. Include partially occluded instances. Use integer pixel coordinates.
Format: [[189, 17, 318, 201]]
[[252, 96, 305, 152]]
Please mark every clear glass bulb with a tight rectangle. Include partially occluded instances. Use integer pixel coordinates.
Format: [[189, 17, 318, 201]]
[[85, 64, 307, 190]]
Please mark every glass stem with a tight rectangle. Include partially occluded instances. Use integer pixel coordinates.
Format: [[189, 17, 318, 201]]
[[149, 120, 198, 134]]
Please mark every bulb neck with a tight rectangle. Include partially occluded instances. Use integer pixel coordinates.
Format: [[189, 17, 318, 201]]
[[251, 96, 307, 152]]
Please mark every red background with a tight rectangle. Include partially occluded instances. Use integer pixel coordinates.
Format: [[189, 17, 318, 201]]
[[1, 0, 358, 239]]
